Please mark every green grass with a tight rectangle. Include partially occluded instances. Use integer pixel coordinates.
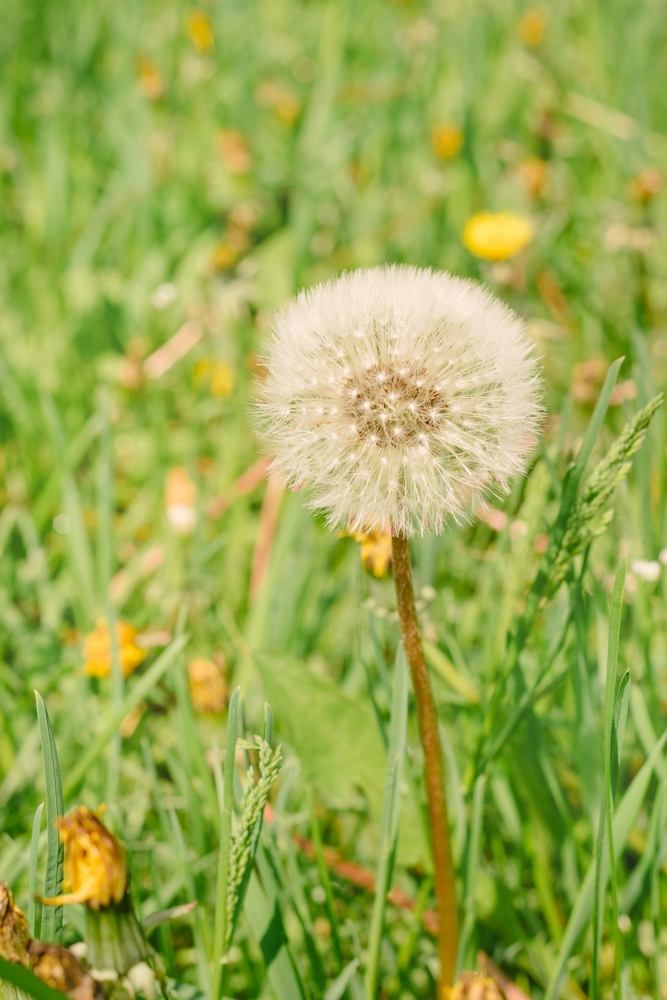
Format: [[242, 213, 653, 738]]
[[1, 0, 667, 998]]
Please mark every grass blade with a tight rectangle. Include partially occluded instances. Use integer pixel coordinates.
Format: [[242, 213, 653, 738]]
[[212, 686, 240, 1000], [456, 774, 486, 975], [35, 691, 64, 944], [28, 801, 44, 937], [544, 725, 667, 1000], [590, 559, 625, 1000], [365, 643, 408, 1000], [63, 634, 188, 796]]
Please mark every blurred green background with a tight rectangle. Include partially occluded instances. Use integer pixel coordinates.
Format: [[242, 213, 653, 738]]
[[1, 0, 667, 997]]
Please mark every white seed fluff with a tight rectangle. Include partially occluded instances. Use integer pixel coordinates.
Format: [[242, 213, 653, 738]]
[[257, 265, 543, 536]]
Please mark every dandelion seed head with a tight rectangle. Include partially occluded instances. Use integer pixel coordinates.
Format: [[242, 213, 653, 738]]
[[257, 265, 543, 536]]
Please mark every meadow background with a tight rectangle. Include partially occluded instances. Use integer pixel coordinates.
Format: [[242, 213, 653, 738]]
[[1, 0, 667, 998]]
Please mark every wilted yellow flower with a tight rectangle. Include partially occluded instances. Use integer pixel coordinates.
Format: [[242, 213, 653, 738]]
[[443, 971, 503, 1000], [352, 530, 393, 578], [462, 212, 533, 261], [193, 359, 235, 397], [519, 8, 546, 46], [165, 466, 197, 534], [83, 619, 147, 679], [516, 156, 548, 198], [431, 124, 464, 161], [187, 657, 228, 713], [0, 883, 29, 966], [28, 941, 97, 1000], [137, 57, 164, 101], [42, 807, 127, 910], [186, 10, 214, 51], [630, 166, 663, 202], [218, 130, 251, 174]]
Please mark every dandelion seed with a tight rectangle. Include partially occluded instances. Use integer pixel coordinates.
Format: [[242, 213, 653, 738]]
[[257, 265, 542, 536]]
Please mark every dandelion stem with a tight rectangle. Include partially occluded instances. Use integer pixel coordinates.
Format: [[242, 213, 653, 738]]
[[391, 534, 458, 989]]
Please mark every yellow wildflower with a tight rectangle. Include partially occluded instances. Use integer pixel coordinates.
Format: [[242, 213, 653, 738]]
[[186, 10, 214, 51], [83, 619, 147, 679], [137, 57, 164, 101], [431, 124, 464, 161], [516, 156, 548, 198], [41, 807, 127, 910], [462, 211, 533, 262], [187, 657, 228, 714], [519, 8, 546, 46], [165, 466, 197, 534], [210, 243, 237, 271], [193, 359, 235, 397], [0, 882, 29, 966], [218, 130, 251, 174], [443, 971, 503, 1000], [630, 166, 663, 202], [352, 530, 393, 578]]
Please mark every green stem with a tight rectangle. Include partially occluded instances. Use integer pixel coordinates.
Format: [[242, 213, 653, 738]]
[[391, 534, 458, 987]]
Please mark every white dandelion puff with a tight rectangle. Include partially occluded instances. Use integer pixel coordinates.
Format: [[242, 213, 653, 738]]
[[257, 265, 543, 536]]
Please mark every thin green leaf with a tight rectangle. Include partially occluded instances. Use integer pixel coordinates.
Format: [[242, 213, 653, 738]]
[[35, 691, 64, 944], [0, 956, 69, 1000], [28, 802, 44, 937], [212, 687, 239, 1000], [325, 960, 361, 1000], [610, 671, 631, 795], [365, 643, 408, 1000], [456, 774, 486, 975]]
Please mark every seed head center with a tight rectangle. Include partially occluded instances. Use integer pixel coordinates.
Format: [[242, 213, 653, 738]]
[[345, 364, 447, 446]]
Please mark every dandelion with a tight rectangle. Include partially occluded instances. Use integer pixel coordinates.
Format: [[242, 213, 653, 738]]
[[351, 529, 393, 577], [187, 657, 228, 713], [431, 124, 464, 161], [443, 971, 503, 1000], [463, 212, 533, 262], [186, 10, 214, 51], [41, 807, 149, 975], [83, 619, 147, 679], [519, 8, 547, 46], [194, 358, 235, 397], [165, 466, 197, 534], [257, 264, 542, 988]]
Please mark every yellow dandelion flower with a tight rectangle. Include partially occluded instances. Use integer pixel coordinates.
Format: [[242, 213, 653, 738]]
[[41, 807, 127, 910], [83, 619, 147, 679], [352, 529, 393, 578], [462, 211, 533, 262], [516, 156, 548, 198], [443, 971, 503, 1000], [211, 243, 237, 271], [165, 466, 197, 534], [187, 657, 227, 714], [0, 882, 30, 966], [137, 57, 164, 101], [193, 359, 235, 397], [186, 10, 214, 51], [519, 8, 546, 46], [431, 124, 464, 161]]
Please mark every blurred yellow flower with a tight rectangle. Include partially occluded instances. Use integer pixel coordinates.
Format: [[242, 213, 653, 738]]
[[42, 807, 127, 910], [443, 971, 503, 1000], [431, 124, 463, 161], [137, 57, 164, 101], [83, 619, 147, 679], [352, 529, 393, 578], [630, 166, 663, 202], [516, 156, 548, 198], [519, 8, 546, 46], [186, 10, 214, 51], [211, 243, 237, 271], [255, 81, 301, 123], [218, 129, 251, 174], [193, 359, 235, 397], [462, 212, 533, 261], [165, 466, 197, 534], [0, 882, 30, 966], [187, 657, 227, 713]]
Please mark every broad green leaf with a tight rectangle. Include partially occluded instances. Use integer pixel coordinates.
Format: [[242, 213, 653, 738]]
[[254, 650, 428, 867]]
